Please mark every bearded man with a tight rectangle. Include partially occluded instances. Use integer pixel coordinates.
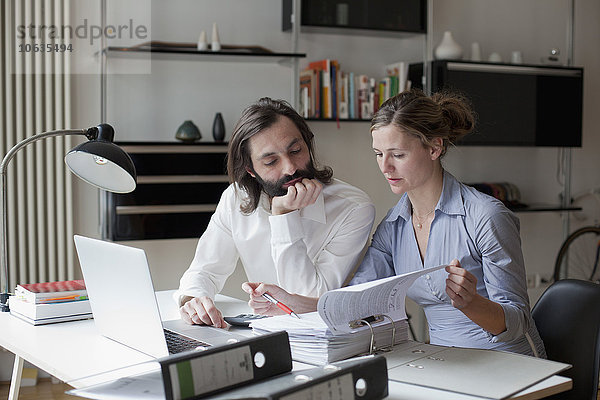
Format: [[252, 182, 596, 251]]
[[175, 97, 375, 327]]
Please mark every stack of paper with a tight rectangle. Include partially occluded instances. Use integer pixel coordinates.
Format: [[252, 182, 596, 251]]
[[251, 266, 446, 365], [251, 312, 408, 365]]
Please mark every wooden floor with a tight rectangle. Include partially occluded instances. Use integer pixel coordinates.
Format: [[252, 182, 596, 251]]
[[0, 379, 81, 400], [2, 378, 600, 399]]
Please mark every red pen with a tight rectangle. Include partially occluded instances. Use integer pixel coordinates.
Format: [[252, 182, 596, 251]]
[[262, 293, 300, 319]]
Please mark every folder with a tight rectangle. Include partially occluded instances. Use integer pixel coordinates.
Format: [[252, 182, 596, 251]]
[[67, 341, 388, 400], [250, 265, 446, 364], [385, 342, 571, 400], [202, 355, 388, 400], [160, 331, 292, 400]]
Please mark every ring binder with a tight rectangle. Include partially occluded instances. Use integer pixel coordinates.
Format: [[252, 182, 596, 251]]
[[66, 355, 390, 400], [203, 355, 390, 399], [348, 314, 384, 329], [386, 344, 571, 399], [160, 331, 292, 400], [351, 313, 397, 355], [250, 265, 446, 364], [357, 318, 376, 355], [380, 314, 396, 352]]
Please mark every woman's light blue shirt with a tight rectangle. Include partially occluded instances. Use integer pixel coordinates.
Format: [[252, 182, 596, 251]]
[[351, 171, 546, 357]]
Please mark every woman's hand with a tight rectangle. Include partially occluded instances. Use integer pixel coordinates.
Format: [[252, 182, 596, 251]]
[[241, 282, 319, 316], [445, 259, 478, 309], [445, 259, 506, 335]]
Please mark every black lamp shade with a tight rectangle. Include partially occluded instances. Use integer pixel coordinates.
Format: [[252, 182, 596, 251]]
[[65, 140, 137, 193]]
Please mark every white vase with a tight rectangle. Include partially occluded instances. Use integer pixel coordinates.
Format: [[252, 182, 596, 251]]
[[211, 22, 221, 52], [197, 30, 207, 51], [434, 31, 463, 60], [488, 52, 503, 63], [470, 42, 482, 62]]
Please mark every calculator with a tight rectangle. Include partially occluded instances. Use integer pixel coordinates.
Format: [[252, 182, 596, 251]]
[[224, 313, 268, 327]]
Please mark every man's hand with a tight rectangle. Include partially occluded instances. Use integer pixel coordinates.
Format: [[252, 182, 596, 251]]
[[271, 178, 322, 215], [242, 282, 319, 315], [179, 296, 227, 328]]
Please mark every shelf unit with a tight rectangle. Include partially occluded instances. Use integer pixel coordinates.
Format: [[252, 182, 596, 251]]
[[98, 1, 306, 241], [292, 2, 580, 219], [105, 142, 229, 241], [284, 0, 430, 122]]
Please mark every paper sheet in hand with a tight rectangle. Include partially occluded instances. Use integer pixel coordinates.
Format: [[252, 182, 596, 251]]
[[317, 264, 445, 334]]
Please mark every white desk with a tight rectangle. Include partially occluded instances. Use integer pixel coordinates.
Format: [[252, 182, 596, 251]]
[[0, 290, 571, 400], [0, 292, 250, 398]]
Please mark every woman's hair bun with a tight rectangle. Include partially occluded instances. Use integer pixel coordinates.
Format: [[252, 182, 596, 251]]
[[431, 91, 476, 144]]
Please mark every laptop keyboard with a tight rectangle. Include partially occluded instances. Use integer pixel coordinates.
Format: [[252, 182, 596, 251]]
[[164, 329, 211, 354]]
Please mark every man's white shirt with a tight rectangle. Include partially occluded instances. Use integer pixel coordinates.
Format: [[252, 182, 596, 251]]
[[175, 178, 375, 303]]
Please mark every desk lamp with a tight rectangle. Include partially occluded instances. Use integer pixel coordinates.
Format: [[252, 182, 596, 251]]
[[0, 124, 136, 312]]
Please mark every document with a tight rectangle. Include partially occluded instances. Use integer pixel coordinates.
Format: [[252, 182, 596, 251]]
[[251, 265, 446, 364], [318, 264, 445, 334]]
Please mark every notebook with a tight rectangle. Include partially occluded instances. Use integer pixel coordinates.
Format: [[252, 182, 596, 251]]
[[73, 235, 245, 359]]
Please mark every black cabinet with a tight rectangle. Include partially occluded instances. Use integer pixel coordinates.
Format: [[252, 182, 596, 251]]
[[409, 61, 583, 147], [105, 142, 229, 241], [282, 0, 427, 33]]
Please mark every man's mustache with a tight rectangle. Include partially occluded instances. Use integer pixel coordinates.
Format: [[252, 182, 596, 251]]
[[279, 170, 313, 185]]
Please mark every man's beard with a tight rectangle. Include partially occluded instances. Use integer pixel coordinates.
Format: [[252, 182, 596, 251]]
[[253, 167, 316, 197]]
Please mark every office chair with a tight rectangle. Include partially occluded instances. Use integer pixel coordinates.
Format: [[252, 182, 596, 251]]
[[531, 279, 600, 400]]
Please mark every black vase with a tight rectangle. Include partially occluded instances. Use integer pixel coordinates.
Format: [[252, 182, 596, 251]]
[[212, 112, 225, 142]]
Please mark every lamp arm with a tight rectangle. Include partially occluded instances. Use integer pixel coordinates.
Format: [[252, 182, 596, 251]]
[[0, 129, 88, 309], [0, 129, 88, 174]]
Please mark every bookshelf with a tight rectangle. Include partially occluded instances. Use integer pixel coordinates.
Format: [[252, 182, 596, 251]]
[[286, 0, 430, 122]]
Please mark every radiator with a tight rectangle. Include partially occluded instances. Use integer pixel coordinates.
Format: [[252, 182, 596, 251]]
[[1, 0, 74, 290]]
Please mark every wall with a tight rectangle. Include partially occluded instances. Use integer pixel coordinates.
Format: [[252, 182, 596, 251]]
[[431, 0, 600, 306], [71, 1, 600, 340], [71, 0, 423, 297]]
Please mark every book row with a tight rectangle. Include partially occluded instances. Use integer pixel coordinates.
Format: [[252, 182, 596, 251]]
[[299, 59, 411, 120]]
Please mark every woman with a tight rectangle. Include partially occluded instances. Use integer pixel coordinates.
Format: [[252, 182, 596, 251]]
[[243, 89, 546, 358]]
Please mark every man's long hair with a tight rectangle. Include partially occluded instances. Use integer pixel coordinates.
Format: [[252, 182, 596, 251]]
[[227, 97, 333, 214]]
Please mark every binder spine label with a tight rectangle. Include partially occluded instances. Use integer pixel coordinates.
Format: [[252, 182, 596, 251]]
[[168, 345, 254, 399], [280, 373, 354, 400]]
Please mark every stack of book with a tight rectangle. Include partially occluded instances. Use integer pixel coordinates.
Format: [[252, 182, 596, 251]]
[[9, 279, 93, 325]]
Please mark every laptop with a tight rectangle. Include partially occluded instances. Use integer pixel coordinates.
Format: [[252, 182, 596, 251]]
[[73, 235, 245, 359]]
